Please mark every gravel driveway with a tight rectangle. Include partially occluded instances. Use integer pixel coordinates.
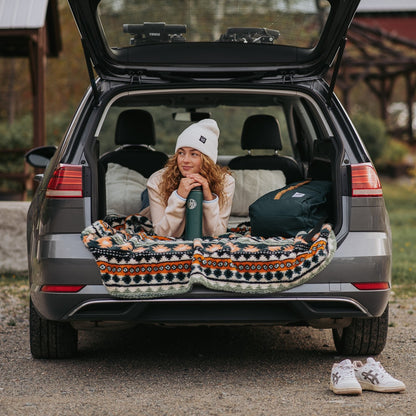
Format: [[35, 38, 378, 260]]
[[0, 282, 414, 416]]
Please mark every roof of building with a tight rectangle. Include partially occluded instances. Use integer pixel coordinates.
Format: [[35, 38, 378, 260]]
[[358, 0, 416, 13], [0, 0, 61, 57], [0, 0, 49, 29]]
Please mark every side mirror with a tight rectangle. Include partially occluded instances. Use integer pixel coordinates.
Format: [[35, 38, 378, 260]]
[[25, 146, 57, 168]]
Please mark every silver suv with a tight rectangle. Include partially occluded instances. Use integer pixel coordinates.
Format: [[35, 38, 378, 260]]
[[26, 0, 391, 358]]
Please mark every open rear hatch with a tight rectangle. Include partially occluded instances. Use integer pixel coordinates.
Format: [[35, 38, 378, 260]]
[[68, 0, 360, 81]]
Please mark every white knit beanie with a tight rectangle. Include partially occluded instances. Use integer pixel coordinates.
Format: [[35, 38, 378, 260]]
[[175, 119, 219, 163]]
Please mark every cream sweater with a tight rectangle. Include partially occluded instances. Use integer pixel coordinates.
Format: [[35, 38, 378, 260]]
[[145, 168, 235, 238]]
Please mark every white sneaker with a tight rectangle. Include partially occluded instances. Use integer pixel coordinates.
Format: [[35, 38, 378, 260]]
[[353, 357, 406, 393], [330, 359, 362, 395]]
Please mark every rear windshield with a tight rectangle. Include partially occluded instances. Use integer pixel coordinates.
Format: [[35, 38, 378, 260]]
[[98, 104, 291, 157], [98, 0, 330, 50]]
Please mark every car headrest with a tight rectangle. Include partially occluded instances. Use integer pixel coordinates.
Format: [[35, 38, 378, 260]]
[[115, 109, 156, 146], [241, 114, 282, 151]]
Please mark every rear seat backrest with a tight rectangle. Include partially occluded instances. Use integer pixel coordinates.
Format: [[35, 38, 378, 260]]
[[99, 109, 168, 178], [228, 114, 303, 184], [98, 109, 169, 217]]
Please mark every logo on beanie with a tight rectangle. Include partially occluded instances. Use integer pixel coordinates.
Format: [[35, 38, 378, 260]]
[[199, 135, 207, 144]]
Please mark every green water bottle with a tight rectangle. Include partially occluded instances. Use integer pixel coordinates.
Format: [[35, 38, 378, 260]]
[[184, 185, 203, 240]]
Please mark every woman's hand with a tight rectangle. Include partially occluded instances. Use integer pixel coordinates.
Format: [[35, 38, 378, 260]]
[[177, 176, 202, 200], [187, 173, 214, 201], [177, 174, 214, 201]]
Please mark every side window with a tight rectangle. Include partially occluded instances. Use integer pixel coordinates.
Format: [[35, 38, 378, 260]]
[[98, 107, 123, 155], [291, 99, 320, 163], [275, 107, 292, 157]]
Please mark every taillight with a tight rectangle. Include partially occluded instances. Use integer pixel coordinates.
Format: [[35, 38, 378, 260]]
[[46, 164, 83, 198], [41, 285, 85, 293], [353, 282, 390, 290], [351, 163, 383, 197]]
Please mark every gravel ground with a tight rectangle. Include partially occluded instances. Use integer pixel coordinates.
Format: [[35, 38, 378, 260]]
[[0, 282, 415, 416]]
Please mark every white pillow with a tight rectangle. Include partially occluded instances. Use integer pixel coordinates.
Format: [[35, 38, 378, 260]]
[[105, 163, 148, 216], [231, 169, 286, 216]]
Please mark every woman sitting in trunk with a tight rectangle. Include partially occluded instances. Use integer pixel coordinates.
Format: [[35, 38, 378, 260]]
[[142, 119, 235, 238]]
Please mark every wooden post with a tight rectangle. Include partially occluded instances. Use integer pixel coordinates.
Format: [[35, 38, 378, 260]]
[[405, 72, 416, 144], [29, 26, 47, 149]]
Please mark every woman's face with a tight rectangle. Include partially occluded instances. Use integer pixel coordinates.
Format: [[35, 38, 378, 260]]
[[176, 147, 203, 176]]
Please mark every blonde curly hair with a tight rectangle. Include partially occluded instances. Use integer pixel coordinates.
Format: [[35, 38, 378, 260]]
[[160, 153, 230, 207]]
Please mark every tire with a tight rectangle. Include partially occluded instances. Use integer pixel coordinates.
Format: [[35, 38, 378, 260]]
[[30, 299, 78, 359], [332, 304, 389, 356]]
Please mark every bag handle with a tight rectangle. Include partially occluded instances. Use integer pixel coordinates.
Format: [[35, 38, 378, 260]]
[[273, 180, 311, 200]]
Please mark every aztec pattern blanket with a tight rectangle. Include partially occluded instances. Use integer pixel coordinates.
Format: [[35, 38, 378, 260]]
[[81, 215, 336, 299]]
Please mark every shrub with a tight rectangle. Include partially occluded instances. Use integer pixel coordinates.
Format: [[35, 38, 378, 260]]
[[0, 114, 33, 150], [352, 113, 388, 161], [380, 139, 409, 165], [377, 139, 413, 178], [0, 112, 71, 194]]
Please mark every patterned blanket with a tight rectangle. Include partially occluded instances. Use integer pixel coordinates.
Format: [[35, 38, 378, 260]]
[[81, 215, 336, 299]]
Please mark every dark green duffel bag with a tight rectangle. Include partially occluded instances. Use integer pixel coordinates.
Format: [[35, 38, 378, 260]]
[[249, 180, 332, 238]]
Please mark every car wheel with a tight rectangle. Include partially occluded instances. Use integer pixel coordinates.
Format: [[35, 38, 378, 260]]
[[332, 304, 389, 355], [30, 299, 78, 359]]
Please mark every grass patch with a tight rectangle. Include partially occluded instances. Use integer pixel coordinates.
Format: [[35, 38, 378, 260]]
[[0, 272, 28, 286], [0, 273, 29, 301], [382, 179, 416, 297]]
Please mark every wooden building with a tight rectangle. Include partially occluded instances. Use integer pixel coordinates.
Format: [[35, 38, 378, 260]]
[[336, 0, 416, 142], [357, 0, 416, 41], [0, 0, 61, 198]]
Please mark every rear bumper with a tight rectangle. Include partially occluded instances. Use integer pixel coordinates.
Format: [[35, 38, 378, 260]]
[[30, 282, 390, 327], [30, 230, 391, 325]]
